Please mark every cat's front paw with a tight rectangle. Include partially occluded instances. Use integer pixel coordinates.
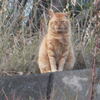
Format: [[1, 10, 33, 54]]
[[51, 69, 57, 72]]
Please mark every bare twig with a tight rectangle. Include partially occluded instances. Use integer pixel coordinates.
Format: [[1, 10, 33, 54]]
[[1, 88, 9, 100], [88, 36, 99, 100]]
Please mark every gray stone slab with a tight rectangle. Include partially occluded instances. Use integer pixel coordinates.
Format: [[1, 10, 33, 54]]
[[53, 69, 100, 100], [0, 74, 49, 100], [0, 68, 100, 100]]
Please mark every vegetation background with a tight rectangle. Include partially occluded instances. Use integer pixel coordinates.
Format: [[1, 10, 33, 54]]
[[0, 0, 100, 75]]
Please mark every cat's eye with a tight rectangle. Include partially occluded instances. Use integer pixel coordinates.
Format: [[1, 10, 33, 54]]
[[61, 21, 67, 23]]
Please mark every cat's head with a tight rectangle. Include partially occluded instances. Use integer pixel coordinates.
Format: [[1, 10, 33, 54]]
[[48, 10, 71, 34]]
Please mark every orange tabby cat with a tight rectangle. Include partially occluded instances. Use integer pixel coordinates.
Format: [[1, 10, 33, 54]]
[[38, 10, 75, 73]]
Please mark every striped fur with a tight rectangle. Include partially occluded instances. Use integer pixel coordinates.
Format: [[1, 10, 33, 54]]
[[38, 11, 75, 73]]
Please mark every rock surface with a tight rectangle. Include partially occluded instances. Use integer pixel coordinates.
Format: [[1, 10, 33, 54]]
[[0, 68, 100, 100]]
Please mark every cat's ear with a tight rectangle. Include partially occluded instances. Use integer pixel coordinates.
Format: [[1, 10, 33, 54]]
[[48, 9, 54, 18]]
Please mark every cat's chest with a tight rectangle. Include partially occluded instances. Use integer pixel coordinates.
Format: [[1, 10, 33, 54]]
[[53, 39, 68, 56]]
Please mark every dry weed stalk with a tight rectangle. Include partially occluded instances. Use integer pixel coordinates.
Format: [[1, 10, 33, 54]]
[[89, 35, 100, 100]]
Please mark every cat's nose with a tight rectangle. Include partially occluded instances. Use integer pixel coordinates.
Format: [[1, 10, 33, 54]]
[[60, 24, 65, 29]]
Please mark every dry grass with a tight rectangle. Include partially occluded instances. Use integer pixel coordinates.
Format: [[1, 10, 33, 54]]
[[0, 0, 100, 74]]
